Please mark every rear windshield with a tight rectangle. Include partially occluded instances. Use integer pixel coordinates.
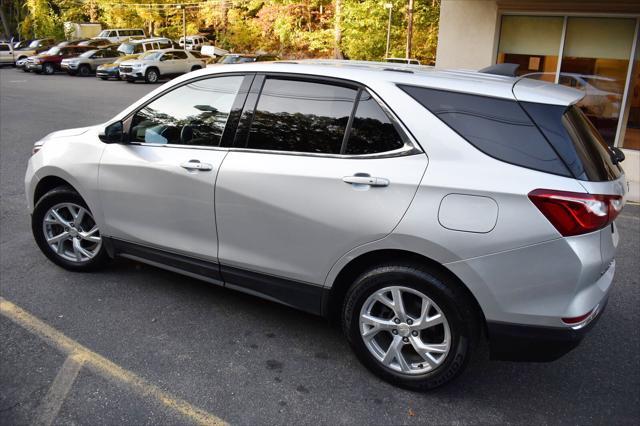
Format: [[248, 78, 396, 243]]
[[399, 85, 622, 181]]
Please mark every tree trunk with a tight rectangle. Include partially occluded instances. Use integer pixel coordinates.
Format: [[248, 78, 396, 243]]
[[333, 0, 343, 59], [406, 0, 414, 59]]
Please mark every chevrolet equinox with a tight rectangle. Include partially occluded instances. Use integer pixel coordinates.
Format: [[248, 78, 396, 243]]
[[25, 61, 627, 390]]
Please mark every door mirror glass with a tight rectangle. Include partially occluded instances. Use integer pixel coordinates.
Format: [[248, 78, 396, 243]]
[[99, 121, 124, 144]]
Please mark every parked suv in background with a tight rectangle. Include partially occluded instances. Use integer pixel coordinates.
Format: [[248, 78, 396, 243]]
[[13, 38, 55, 62], [0, 42, 15, 65], [94, 29, 146, 43], [26, 45, 93, 74], [25, 62, 626, 390], [119, 49, 205, 83], [117, 37, 174, 55], [62, 48, 123, 76], [178, 35, 209, 51]]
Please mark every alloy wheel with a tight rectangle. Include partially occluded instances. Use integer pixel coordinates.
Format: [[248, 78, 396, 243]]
[[42, 202, 102, 263], [359, 286, 451, 375]]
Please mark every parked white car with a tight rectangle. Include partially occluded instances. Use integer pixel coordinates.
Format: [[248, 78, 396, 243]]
[[118, 49, 206, 83], [94, 29, 146, 44], [178, 35, 209, 51]]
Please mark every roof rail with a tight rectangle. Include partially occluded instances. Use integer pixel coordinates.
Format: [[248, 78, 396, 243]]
[[478, 63, 519, 77]]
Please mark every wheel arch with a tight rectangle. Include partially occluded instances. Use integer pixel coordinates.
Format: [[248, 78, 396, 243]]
[[323, 249, 487, 335], [34, 175, 79, 205]]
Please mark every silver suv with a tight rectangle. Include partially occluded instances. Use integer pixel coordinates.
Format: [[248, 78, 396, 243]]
[[119, 49, 205, 83], [25, 62, 627, 389], [61, 48, 123, 76]]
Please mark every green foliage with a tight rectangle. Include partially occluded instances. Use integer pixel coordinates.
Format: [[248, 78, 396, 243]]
[[10, 0, 439, 62]]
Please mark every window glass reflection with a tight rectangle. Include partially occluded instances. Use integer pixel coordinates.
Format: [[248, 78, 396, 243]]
[[346, 91, 404, 155], [247, 79, 357, 154], [131, 76, 243, 146]]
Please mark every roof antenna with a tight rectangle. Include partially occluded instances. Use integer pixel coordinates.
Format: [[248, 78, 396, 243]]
[[478, 63, 519, 77]]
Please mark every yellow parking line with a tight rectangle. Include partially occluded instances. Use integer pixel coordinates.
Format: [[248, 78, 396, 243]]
[[33, 353, 85, 426], [0, 298, 227, 426]]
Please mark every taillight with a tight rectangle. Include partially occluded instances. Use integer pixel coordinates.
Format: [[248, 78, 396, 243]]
[[528, 189, 623, 237]]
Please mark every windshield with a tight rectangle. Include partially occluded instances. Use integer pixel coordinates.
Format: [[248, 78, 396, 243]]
[[118, 43, 134, 54], [98, 30, 110, 38], [28, 40, 41, 48], [218, 55, 254, 64], [44, 47, 61, 55], [139, 51, 162, 60], [80, 50, 97, 58]]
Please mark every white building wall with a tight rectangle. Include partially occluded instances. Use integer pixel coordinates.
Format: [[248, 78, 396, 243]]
[[435, 0, 499, 70]]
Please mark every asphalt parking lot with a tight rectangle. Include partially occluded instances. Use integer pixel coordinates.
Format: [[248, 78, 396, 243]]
[[1, 68, 639, 425]]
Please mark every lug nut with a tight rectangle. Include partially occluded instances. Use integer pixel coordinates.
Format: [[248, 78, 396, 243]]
[[392, 329, 398, 335], [64, 227, 69, 232], [412, 330, 418, 336], [393, 318, 401, 324], [402, 337, 409, 343], [407, 319, 413, 325]]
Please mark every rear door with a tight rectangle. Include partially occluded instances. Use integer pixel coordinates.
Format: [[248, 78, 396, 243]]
[[215, 75, 428, 286], [98, 73, 252, 261]]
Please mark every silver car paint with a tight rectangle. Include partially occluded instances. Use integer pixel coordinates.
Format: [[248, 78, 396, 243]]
[[25, 62, 623, 332]]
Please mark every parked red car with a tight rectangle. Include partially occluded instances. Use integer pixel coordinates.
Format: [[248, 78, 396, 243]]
[[25, 45, 94, 75]]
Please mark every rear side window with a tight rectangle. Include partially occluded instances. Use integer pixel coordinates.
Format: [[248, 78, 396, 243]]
[[346, 91, 404, 155], [522, 103, 622, 181], [246, 79, 357, 154], [173, 51, 187, 59], [399, 85, 571, 177]]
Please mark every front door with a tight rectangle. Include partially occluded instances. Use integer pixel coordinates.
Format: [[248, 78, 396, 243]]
[[98, 74, 249, 260], [216, 77, 428, 285]]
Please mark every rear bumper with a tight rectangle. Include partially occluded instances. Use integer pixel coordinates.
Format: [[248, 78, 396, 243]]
[[487, 296, 608, 361]]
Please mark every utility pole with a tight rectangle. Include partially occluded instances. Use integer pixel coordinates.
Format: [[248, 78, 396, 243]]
[[384, 3, 393, 59], [177, 4, 186, 50], [406, 0, 414, 60]]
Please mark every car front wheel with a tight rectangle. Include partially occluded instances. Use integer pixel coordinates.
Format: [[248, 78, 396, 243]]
[[42, 63, 55, 75], [32, 187, 109, 271], [342, 264, 478, 390], [145, 68, 159, 83]]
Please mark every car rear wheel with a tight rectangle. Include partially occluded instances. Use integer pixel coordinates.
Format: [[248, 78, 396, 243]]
[[191, 65, 201, 72], [99, 76, 108, 80], [342, 264, 478, 390], [145, 68, 159, 84], [42, 63, 55, 75], [78, 65, 90, 76], [32, 187, 109, 271]]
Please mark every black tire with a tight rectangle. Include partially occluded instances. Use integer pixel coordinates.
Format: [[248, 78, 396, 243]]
[[32, 186, 109, 272], [78, 64, 91, 77], [22, 67, 29, 72], [342, 263, 479, 390], [145, 68, 159, 84], [190, 65, 201, 72], [99, 76, 108, 80], [42, 62, 55, 75]]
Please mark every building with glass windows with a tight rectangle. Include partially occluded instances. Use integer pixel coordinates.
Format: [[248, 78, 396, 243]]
[[436, 0, 640, 201]]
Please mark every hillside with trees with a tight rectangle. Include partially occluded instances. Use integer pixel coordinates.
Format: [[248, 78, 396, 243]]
[[0, 0, 439, 62]]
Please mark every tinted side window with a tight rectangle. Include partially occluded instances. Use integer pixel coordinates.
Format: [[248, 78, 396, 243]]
[[399, 85, 571, 177], [173, 51, 187, 59], [130, 76, 244, 146], [246, 79, 357, 154], [0, 45, 9, 51], [346, 91, 404, 155]]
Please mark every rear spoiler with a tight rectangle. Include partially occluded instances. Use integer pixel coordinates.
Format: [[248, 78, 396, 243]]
[[479, 63, 519, 77]]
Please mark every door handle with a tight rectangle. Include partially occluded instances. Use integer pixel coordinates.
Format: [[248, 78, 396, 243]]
[[180, 160, 213, 171], [342, 175, 389, 187]]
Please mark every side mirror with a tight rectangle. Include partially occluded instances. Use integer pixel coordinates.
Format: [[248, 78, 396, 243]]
[[99, 121, 124, 144]]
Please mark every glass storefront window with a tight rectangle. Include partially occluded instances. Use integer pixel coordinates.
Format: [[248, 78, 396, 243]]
[[497, 16, 564, 82], [559, 17, 636, 145]]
